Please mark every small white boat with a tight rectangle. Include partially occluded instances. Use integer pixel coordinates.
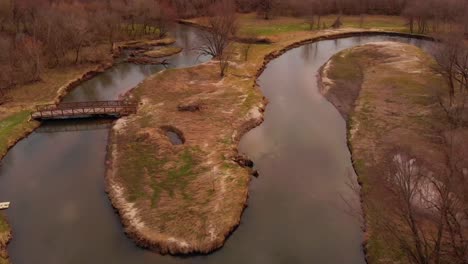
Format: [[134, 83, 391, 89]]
[[0, 202, 10, 210]]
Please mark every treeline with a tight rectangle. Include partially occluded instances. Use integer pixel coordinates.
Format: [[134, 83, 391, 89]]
[[172, 0, 467, 34], [1, 0, 466, 93], [172, 0, 466, 21], [0, 0, 175, 92]]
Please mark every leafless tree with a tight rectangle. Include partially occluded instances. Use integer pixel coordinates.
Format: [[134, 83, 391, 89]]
[[195, 0, 238, 58], [219, 52, 231, 77], [257, 0, 277, 20], [433, 31, 468, 128]]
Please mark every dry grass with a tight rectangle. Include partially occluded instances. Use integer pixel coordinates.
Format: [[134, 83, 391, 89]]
[[143, 47, 183, 58], [108, 57, 262, 254], [117, 38, 177, 49], [319, 42, 462, 262], [186, 13, 408, 41], [0, 213, 11, 263]]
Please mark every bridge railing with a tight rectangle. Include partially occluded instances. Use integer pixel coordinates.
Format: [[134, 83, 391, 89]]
[[36, 100, 138, 111], [31, 100, 138, 120]]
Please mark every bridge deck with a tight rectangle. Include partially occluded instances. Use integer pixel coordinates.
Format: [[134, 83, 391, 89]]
[[31, 100, 137, 120]]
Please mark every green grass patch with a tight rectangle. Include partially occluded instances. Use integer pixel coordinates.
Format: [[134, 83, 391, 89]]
[[241, 23, 310, 36], [0, 214, 9, 238], [328, 52, 363, 82], [151, 148, 202, 207], [236, 14, 408, 37], [119, 141, 166, 202], [0, 111, 36, 156]]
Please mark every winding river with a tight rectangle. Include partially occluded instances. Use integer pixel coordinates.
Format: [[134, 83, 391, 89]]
[[0, 28, 432, 264]]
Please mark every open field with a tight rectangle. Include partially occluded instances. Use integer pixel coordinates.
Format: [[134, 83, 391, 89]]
[[320, 42, 467, 262], [238, 14, 408, 35], [186, 13, 409, 39]]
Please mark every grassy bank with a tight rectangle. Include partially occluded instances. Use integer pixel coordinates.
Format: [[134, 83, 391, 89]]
[[106, 17, 429, 253], [0, 35, 179, 262], [0, 213, 10, 264], [185, 13, 408, 39], [0, 63, 109, 263], [319, 42, 464, 262]]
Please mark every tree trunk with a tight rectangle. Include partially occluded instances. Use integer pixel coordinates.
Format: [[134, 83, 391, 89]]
[[74, 44, 81, 64]]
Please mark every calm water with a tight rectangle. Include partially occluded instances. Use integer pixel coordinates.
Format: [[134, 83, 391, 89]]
[[0, 33, 431, 264]]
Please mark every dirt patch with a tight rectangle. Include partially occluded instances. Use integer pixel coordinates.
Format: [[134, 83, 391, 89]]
[[319, 42, 466, 263]]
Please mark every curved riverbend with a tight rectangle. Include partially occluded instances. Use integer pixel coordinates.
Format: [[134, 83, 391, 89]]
[[0, 31, 432, 264]]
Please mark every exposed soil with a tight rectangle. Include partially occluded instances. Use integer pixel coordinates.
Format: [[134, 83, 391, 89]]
[[319, 42, 468, 262]]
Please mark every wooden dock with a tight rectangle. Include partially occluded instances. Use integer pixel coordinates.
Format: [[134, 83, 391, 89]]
[[31, 100, 137, 120], [0, 202, 10, 210]]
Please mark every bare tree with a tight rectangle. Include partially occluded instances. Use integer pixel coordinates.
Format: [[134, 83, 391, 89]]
[[433, 31, 468, 128], [0, 0, 12, 32], [153, 1, 177, 39], [257, 0, 277, 20], [382, 151, 443, 264], [195, 0, 238, 58], [195, 0, 238, 77], [219, 52, 231, 77]]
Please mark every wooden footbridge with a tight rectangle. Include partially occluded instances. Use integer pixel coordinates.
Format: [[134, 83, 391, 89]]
[[31, 100, 137, 120]]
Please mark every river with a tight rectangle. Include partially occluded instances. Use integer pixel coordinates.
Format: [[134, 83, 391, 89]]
[[0, 29, 432, 264]]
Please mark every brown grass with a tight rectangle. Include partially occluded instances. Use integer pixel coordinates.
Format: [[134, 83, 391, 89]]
[[319, 42, 464, 262], [117, 38, 177, 49], [143, 47, 183, 58]]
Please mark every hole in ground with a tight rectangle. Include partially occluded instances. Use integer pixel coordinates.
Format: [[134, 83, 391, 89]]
[[161, 126, 185, 145]]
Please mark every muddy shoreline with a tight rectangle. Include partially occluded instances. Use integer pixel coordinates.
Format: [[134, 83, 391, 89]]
[[317, 51, 370, 262]]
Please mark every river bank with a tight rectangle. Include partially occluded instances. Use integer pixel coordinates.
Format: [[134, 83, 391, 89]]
[[0, 62, 114, 263], [106, 26, 433, 255], [0, 36, 178, 263], [319, 42, 467, 262]]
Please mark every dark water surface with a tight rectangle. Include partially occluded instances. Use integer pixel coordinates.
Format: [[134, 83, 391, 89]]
[[0, 33, 431, 264]]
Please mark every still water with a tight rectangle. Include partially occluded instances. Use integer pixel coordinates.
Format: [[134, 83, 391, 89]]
[[0, 32, 431, 264]]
